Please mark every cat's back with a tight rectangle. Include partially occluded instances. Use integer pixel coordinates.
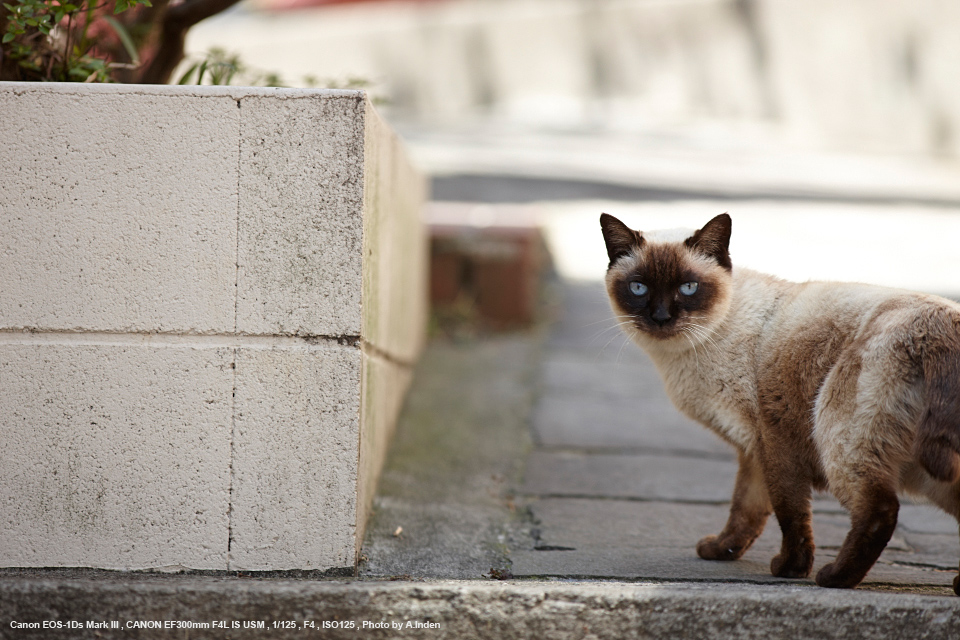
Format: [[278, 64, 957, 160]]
[[744, 272, 960, 420], [762, 277, 960, 357]]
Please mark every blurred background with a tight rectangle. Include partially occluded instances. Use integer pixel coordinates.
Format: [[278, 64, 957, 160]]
[[184, 0, 960, 319]]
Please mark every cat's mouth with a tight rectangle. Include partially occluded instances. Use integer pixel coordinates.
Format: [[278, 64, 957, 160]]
[[636, 316, 685, 340]]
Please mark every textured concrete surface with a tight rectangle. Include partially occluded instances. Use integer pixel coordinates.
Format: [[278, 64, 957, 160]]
[[0, 343, 233, 571], [0, 83, 425, 572], [231, 344, 363, 571], [236, 92, 366, 337], [2, 576, 960, 639], [1, 87, 239, 334], [359, 335, 539, 580]]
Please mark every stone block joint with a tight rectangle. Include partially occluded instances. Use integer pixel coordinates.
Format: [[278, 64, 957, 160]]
[[0, 82, 426, 573]]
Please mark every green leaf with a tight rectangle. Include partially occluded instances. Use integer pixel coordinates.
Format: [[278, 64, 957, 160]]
[[176, 62, 198, 85], [2, 32, 14, 43], [104, 16, 139, 64], [114, 0, 128, 13]]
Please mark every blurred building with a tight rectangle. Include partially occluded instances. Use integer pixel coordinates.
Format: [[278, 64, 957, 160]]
[[187, 0, 960, 159]]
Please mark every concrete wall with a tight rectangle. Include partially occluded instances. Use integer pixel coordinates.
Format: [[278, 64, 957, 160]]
[[0, 83, 426, 572], [187, 0, 960, 157]]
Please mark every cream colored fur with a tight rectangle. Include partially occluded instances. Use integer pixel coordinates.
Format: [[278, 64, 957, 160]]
[[602, 213, 960, 592]]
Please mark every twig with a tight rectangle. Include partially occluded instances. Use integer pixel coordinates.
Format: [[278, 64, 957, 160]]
[[138, 0, 241, 84]]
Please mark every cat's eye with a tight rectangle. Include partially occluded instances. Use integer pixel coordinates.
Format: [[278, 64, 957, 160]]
[[629, 281, 648, 296], [679, 282, 699, 296]]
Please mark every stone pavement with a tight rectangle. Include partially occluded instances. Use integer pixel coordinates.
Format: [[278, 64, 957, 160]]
[[510, 281, 960, 591], [360, 278, 960, 596]]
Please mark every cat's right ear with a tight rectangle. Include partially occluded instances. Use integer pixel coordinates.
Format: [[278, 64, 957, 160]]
[[600, 213, 644, 268]]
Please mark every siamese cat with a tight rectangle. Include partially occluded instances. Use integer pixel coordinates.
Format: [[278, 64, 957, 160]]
[[600, 212, 960, 594]]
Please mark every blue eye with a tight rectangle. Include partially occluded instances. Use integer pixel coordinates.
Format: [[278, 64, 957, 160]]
[[679, 282, 699, 296], [629, 281, 648, 296]]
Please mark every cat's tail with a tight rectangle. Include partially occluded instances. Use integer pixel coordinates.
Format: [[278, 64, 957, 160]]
[[915, 318, 960, 483]]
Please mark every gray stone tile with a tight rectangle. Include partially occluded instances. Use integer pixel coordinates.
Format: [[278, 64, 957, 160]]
[[532, 393, 733, 456], [540, 352, 667, 401], [549, 282, 648, 364], [521, 451, 737, 502], [512, 498, 955, 589], [897, 504, 960, 536]]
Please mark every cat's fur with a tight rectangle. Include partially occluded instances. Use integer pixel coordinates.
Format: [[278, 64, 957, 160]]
[[600, 212, 960, 594]]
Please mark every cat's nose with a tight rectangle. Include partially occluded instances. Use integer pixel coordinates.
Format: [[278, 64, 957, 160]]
[[651, 305, 672, 326]]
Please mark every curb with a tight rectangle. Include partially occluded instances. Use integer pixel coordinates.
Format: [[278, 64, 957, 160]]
[[3, 577, 959, 639]]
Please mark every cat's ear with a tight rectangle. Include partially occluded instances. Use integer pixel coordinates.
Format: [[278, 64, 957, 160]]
[[600, 213, 644, 268], [686, 213, 732, 270]]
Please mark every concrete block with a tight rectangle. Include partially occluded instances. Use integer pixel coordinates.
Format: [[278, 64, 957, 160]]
[[236, 94, 365, 338], [0, 83, 426, 572], [0, 341, 232, 570], [0, 87, 239, 334], [230, 344, 361, 571]]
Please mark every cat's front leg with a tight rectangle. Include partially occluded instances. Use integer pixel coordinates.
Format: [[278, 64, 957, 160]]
[[697, 450, 771, 561], [761, 453, 816, 578]]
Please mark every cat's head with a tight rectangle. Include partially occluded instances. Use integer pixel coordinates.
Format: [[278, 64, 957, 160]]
[[600, 213, 734, 349]]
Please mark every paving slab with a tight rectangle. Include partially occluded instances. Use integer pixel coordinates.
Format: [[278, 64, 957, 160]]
[[513, 498, 953, 590], [533, 393, 733, 455], [540, 352, 679, 402], [899, 505, 960, 536], [546, 281, 647, 362], [521, 451, 737, 502]]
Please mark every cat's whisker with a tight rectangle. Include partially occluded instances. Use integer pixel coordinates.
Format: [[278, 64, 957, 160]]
[[586, 320, 637, 345], [680, 327, 701, 374], [579, 315, 637, 329], [685, 323, 722, 352], [615, 328, 635, 365], [596, 324, 631, 360]]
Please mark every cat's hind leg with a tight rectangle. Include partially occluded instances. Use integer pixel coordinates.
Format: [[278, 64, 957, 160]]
[[812, 345, 918, 589], [815, 481, 900, 589], [697, 450, 772, 561]]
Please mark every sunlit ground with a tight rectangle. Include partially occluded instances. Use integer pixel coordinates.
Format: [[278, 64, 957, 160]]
[[540, 200, 960, 299]]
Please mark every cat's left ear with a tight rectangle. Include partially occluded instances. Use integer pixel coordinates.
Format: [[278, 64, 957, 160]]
[[600, 213, 644, 268], [686, 213, 732, 270]]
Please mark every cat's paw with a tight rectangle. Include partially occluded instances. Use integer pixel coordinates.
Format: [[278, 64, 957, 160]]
[[770, 548, 813, 579], [815, 562, 860, 589], [697, 535, 744, 561]]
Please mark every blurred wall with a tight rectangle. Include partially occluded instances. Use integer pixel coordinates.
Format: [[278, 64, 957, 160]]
[[187, 0, 960, 157]]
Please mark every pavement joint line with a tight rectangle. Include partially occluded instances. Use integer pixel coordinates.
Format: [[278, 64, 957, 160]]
[[517, 493, 732, 506], [533, 445, 738, 461]]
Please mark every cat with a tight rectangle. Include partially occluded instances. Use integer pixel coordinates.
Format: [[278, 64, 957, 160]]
[[599, 212, 960, 594]]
